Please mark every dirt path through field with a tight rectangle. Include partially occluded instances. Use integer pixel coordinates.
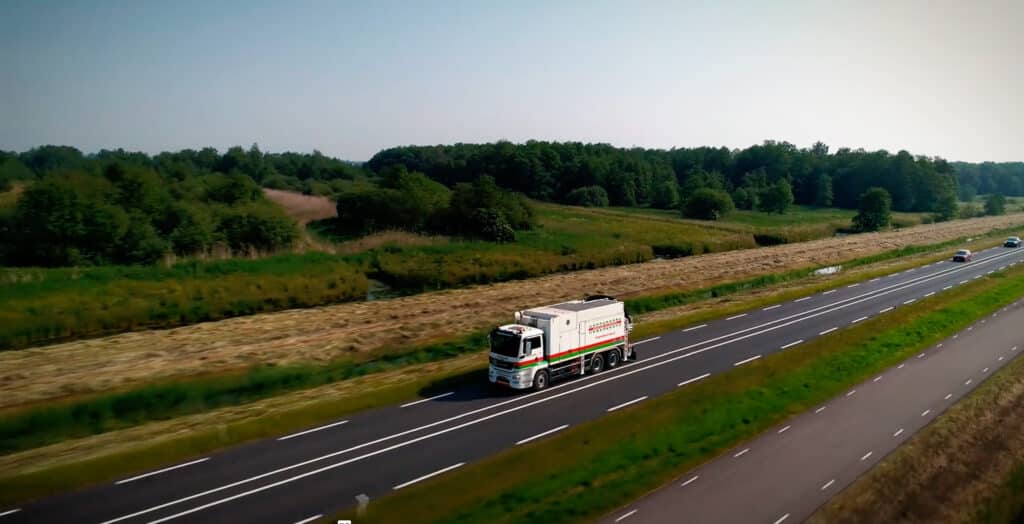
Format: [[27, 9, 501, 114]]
[[2, 215, 1023, 409]]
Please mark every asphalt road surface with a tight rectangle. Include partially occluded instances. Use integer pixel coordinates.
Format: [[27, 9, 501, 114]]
[[601, 283, 1024, 524], [5, 245, 1024, 524]]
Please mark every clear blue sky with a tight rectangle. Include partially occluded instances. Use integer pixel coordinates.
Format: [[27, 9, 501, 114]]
[[1, 0, 1021, 161]]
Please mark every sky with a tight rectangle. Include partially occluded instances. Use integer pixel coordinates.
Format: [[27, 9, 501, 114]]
[[1, 0, 1021, 162]]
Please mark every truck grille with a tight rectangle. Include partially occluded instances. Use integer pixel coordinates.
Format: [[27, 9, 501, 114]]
[[489, 357, 515, 370]]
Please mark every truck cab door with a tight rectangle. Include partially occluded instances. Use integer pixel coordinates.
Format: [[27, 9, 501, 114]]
[[524, 336, 543, 362]]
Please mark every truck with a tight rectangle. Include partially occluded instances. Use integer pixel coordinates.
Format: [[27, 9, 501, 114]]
[[488, 296, 635, 391]]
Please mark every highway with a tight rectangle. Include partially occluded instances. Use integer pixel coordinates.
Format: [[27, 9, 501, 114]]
[[601, 287, 1024, 524], [5, 244, 1024, 524]]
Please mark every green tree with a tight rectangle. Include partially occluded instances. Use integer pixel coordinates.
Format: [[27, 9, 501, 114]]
[[683, 188, 734, 220], [852, 187, 892, 232], [985, 193, 1006, 216], [650, 179, 680, 209], [731, 187, 755, 210], [961, 202, 982, 218], [565, 186, 609, 207], [933, 189, 958, 222], [958, 184, 977, 202], [814, 174, 833, 207], [757, 179, 794, 214], [0, 175, 10, 193]]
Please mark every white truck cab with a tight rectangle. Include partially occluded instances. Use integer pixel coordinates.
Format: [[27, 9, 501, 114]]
[[488, 296, 634, 391]]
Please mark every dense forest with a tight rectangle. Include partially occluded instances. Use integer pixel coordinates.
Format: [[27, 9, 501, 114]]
[[1, 141, 1022, 267]]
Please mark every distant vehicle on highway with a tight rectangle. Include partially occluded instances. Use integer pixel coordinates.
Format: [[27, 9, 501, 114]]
[[1005, 236, 1021, 248], [488, 296, 634, 391], [953, 249, 973, 262]]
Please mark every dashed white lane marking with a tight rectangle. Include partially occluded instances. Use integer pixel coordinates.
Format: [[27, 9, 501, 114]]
[[983, 367, 990, 373], [633, 337, 661, 345], [780, 340, 803, 349], [822, 290, 836, 295], [954, 334, 959, 339], [988, 270, 995, 275], [870, 278, 880, 282], [917, 353, 925, 359], [965, 379, 973, 385], [681, 475, 699, 487], [1014, 346, 1019, 352], [516, 424, 569, 446], [293, 514, 322, 524], [763, 304, 781, 311], [278, 420, 349, 440], [393, 462, 465, 490], [821, 479, 836, 491], [922, 409, 931, 417], [819, 327, 838, 335], [795, 297, 811, 303], [682, 324, 707, 332], [960, 280, 968, 285], [815, 406, 826, 414], [925, 291, 935, 297], [678, 373, 711, 387], [898, 364, 905, 369], [873, 376, 882, 382], [401, 392, 455, 408], [778, 425, 791, 434], [943, 285, 952, 290], [846, 389, 856, 397], [726, 313, 747, 320], [999, 356, 1005, 361], [968, 327, 973, 331], [937, 343, 943, 348], [734, 355, 763, 366], [774, 514, 790, 524], [847, 283, 860, 288], [615, 509, 638, 522], [945, 393, 952, 400], [608, 396, 648, 412], [734, 448, 750, 458], [116, 458, 211, 484], [852, 316, 868, 324], [861, 451, 874, 461], [974, 275, 982, 279], [903, 299, 916, 305], [893, 428, 904, 437], [0, 509, 21, 517], [879, 306, 894, 313]]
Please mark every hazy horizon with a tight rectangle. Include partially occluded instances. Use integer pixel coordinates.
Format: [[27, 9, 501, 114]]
[[2, 0, 1021, 163]]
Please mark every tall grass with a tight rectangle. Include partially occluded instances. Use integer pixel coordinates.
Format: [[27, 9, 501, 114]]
[[0, 254, 368, 350]]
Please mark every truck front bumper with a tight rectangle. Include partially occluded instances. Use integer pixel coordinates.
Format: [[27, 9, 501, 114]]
[[489, 366, 532, 390]]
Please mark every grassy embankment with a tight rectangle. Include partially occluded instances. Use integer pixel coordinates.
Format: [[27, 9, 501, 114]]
[[809, 312, 1024, 524], [0, 228, 1017, 506], [330, 258, 1024, 524]]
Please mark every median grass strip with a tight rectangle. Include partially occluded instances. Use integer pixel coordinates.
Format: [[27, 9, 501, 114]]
[[334, 265, 1024, 524], [0, 229, 1015, 458], [808, 311, 1024, 524]]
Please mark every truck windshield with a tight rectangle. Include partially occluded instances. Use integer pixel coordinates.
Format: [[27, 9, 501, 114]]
[[489, 330, 522, 358]]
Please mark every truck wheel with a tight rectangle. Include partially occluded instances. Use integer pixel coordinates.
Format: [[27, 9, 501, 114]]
[[532, 370, 550, 391], [590, 353, 605, 374], [606, 349, 620, 369]]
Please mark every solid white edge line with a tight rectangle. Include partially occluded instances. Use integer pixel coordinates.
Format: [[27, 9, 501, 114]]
[[516, 424, 569, 446], [278, 420, 350, 441], [393, 462, 465, 490], [400, 391, 456, 408], [678, 373, 711, 387], [607, 396, 648, 412], [682, 324, 707, 332], [821, 479, 835, 490], [734, 354, 762, 366], [293, 514, 322, 524], [115, 458, 210, 485], [774, 513, 790, 524], [632, 336, 661, 346], [681, 475, 699, 487], [819, 327, 838, 335], [107, 248, 1024, 523], [781, 339, 803, 349], [0, 509, 21, 517], [615, 509, 638, 522]]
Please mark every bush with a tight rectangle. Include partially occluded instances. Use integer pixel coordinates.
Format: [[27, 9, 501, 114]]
[[986, 193, 1006, 216], [650, 180, 680, 210], [756, 179, 794, 214], [565, 186, 610, 207], [852, 187, 892, 232], [732, 187, 755, 210], [683, 188, 734, 220], [217, 204, 298, 253]]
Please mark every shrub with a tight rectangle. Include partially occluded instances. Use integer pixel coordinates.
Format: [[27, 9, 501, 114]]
[[565, 186, 610, 207], [683, 188, 734, 220]]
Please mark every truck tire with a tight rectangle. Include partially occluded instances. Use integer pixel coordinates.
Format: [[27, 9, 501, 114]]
[[590, 353, 605, 374], [606, 349, 620, 369], [532, 370, 550, 391]]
